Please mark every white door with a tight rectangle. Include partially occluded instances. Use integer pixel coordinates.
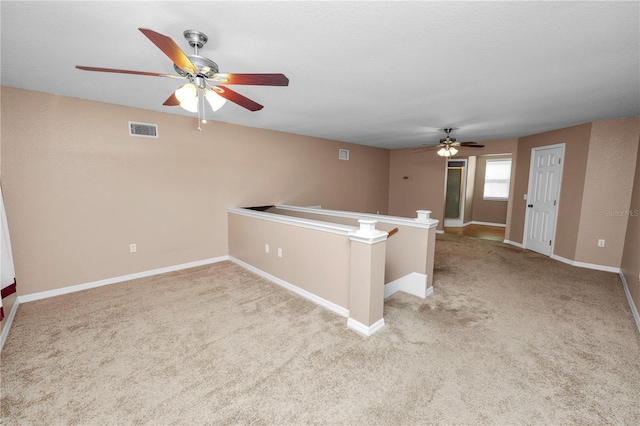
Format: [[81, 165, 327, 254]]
[[524, 145, 564, 256]]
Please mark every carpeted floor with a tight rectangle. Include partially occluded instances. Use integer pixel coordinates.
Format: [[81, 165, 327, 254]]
[[2, 234, 639, 425]]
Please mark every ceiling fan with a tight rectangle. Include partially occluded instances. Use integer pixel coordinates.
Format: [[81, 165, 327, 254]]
[[415, 128, 485, 157], [76, 28, 289, 129]]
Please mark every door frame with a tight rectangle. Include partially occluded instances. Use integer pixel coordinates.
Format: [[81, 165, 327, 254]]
[[444, 158, 468, 228], [523, 143, 565, 256]]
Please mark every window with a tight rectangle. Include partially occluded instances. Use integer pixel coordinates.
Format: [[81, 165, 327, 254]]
[[483, 158, 512, 200]]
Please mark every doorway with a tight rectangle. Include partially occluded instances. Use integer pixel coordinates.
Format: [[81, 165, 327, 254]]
[[444, 159, 467, 227], [524, 144, 565, 256]]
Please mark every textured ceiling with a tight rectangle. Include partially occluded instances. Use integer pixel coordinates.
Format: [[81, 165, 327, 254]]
[[1, 1, 639, 149]]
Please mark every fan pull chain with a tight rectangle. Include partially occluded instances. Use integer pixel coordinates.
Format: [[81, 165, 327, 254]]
[[197, 88, 202, 131], [201, 90, 207, 124]]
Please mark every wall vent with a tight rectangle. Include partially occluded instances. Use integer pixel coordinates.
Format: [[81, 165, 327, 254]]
[[128, 121, 159, 138], [339, 149, 349, 160]]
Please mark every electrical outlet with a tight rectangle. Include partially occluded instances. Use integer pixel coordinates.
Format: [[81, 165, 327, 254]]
[[130, 243, 137, 253], [265, 244, 270, 253], [278, 248, 283, 258], [597, 239, 605, 247]]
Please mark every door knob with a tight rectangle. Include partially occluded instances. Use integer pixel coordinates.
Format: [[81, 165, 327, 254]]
[[527, 204, 533, 208]]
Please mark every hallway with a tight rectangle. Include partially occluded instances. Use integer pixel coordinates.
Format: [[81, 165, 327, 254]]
[[443, 224, 505, 242]]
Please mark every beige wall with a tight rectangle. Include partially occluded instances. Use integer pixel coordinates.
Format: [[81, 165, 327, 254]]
[[510, 124, 592, 258], [389, 121, 638, 270], [228, 212, 352, 309], [621, 137, 640, 322], [575, 118, 640, 267], [471, 155, 510, 225], [0, 87, 390, 296], [228, 209, 389, 328], [509, 119, 640, 266], [388, 138, 517, 229], [388, 149, 447, 227], [3, 83, 639, 332], [267, 207, 433, 285]]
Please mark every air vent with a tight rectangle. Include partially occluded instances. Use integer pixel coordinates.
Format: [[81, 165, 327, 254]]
[[128, 121, 158, 138], [339, 149, 349, 160]]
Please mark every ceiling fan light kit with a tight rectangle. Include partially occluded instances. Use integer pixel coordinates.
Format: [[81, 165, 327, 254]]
[[437, 146, 458, 157], [76, 28, 289, 130], [426, 128, 485, 157]]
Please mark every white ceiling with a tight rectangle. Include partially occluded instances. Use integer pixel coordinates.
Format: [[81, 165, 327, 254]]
[[2, 1, 639, 149]]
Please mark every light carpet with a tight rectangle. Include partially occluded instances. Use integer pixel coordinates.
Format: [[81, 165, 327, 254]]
[[2, 234, 639, 425]]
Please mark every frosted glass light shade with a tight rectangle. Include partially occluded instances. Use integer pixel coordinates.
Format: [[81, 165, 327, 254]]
[[175, 83, 197, 103], [205, 89, 227, 111], [437, 147, 450, 157], [180, 98, 198, 113], [437, 146, 458, 157], [175, 84, 198, 113]]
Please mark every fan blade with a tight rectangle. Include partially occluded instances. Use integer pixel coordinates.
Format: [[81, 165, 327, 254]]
[[139, 28, 197, 74], [412, 145, 441, 153], [163, 92, 180, 106], [458, 142, 485, 148], [211, 86, 264, 111], [76, 66, 182, 78], [211, 73, 289, 86]]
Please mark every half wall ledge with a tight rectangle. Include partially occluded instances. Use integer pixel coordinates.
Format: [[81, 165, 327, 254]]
[[227, 206, 439, 336]]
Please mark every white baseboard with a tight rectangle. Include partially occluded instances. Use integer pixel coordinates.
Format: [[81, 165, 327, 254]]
[[436, 230, 445, 234], [503, 239, 525, 248], [444, 219, 464, 228], [347, 317, 385, 336], [619, 272, 640, 334], [384, 272, 431, 299], [502, 243, 622, 274], [468, 221, 506, 228], [0, 298, 20, 353], [551, 254, 621, 273], [229, 257, 349, 318], [18, 256, 229, 304]]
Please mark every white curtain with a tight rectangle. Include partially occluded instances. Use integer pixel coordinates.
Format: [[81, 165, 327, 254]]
[[1, 184, 17, 321]]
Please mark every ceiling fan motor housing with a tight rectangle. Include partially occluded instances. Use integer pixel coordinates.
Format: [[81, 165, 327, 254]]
[[174, 30, 219, 79], [440, 127, 456, 144], [173, 55, 219, 78]]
